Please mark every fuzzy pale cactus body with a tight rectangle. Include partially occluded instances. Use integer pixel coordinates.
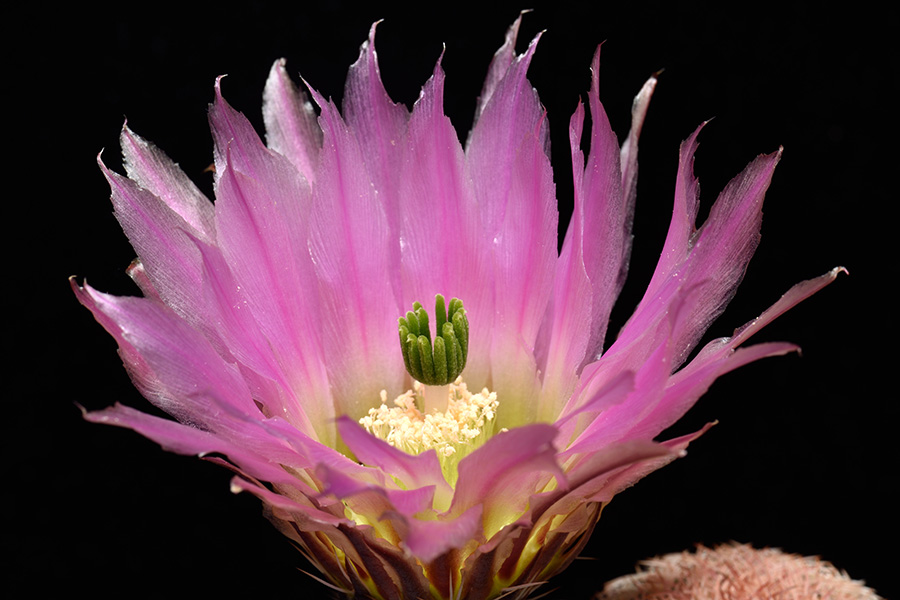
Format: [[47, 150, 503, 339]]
[[598, 544, 882, 600], [75, 17, 841, 600]]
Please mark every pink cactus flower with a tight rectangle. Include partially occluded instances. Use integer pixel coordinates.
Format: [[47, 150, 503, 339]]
[[74, 17, 842, 600]]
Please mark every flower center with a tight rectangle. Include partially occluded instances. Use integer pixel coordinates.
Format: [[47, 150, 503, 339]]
[[359, 377, 500, 484]]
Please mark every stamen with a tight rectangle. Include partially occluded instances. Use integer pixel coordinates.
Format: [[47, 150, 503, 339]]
[[398, 294, 468, 386], [359, 377, 499, 483]]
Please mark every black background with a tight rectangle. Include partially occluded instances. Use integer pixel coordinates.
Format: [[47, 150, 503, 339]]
[[10, 1, 894, 598]]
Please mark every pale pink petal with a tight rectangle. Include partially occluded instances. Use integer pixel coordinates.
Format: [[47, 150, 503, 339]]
[[472, 13, 525, 129], [397, 504, 484, 564], [263, 58, 322, 183], [99, 154, 211, 332], [397, 56, 492, 389], [317, 462, 435, 518], [529, 439, 673, 524], [343, 23, 410, 305], [591, 424, 714, 504], [466, 33, 557, 427], [625, 130, 782, 368], [642, 125, 705, 296], [213, 155, 334, 437], [627, 341, 798, 444], [466, 32, 549, 234], [119, 124, 216, 240], [306, 87, 403, 419], [578, 48, 645, 365], [83, 404, 317, 490], [535, 100, 593, 421], [554, 370, 635, 451], [191, 236, 326, 441], [619, 74, 657, 213], [337, 416, 453, 509], [538, 51, 654, 421], [230, 477, 347, 530], [73, 280, 256, 421], [668, 149, 782, 364], [125, 259, 159, 301], [563, 324, 672, 457], [450, 424, 566, 538], [627, 268, 846, 441], [730, 266, 847, 347], [208, 86, 333, 433]]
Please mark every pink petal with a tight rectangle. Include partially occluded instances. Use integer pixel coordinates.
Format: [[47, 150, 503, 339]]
[[397, 55, 493, 389], [120, 124, 216, 240], [588, 423, 714, 504], [230, 477, 347, 530], [472, 13, 525, 128], [450, 424, 566, 538], [628, 127, 782, 367], [535, 99, 592, 422], [643, 125, 705, 296], [628, 268, 846, 440], [578, 49, 649, 366], [538, 51, 655, 422], [305, 86, 404, 419], [99, 154, 210, 332], [83, 403, 315, 490], [342, 23, 410, 305], [262, 58, 322, 184], [619, 74, 658, 214], [213, 152, 335, 433], [563, 322, 673, 456], [554, 370, 635, 451], [192, 236, 328, 442], [730, 266, 847, 347], [337, 416, 453, 509], [668, 148, 782, 364], [73, 280, 256, 421], [317, 461, 435, 518], [530, 439, 673, 523], [397, 504, 484, 564], [467, 33, 558, 427]]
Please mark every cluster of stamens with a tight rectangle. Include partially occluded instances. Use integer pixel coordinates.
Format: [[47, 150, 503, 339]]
[[359, 377, 499, 461]]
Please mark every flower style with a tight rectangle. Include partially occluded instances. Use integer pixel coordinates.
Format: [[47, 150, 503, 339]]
[[75, 17, 841, 600]]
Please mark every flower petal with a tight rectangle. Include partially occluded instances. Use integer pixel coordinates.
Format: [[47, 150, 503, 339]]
[[212, 143, 335, 439], [629, 268, 846, 440], [472, 13, 525, 128], [99, 153, 211, 332], [305, 86, 404, 418], [450, 424, 566, 539], [337, 416, 453, 509], [343, 23, 410, 304], [579, 49, 651, 366], [120, 124, 216, 240], [398, 504, 484, 564], [73, 280, 256, 421], [535, 99, 593, 421], [467, 33, 558, 426], [192, 236, 330, 442], [398, 55, 493, 389], [263, 58, 322, 184]]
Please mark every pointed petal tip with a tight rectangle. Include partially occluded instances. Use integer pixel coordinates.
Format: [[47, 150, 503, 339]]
[[267, 57, 288, 80], [213, 74, 229, 101]]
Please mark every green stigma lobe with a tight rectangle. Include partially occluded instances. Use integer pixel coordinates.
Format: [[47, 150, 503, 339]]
[[398, 294, 468, 385]]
